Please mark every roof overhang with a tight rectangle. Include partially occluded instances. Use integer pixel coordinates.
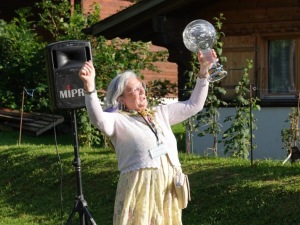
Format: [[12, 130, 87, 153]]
[[82, 0, 219, 42]]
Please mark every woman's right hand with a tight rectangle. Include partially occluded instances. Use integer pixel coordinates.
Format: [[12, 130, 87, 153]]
[[79, 60, 96, 92]]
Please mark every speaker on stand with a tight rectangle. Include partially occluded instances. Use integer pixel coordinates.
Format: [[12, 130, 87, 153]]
[[45, 40, 97, 225], [46, 40, 92, 110]]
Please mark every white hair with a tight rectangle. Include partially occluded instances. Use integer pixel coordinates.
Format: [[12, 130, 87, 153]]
[[104, 70, 137, 111]]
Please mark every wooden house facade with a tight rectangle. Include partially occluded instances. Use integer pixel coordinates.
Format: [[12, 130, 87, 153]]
[[2, 0, 300, 105], [83, 0, 300, 159], [84, 0, 300, 106], [2, 0, 300, 158]]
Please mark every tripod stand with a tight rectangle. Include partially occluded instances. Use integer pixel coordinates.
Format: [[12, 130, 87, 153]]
[[65, 110, 97, 225]]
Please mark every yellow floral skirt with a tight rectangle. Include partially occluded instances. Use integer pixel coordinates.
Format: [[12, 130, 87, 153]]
[[113, 154, 182, 225]]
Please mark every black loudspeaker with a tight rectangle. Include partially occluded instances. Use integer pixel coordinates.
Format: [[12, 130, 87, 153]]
[[45, 40, 92, 110]]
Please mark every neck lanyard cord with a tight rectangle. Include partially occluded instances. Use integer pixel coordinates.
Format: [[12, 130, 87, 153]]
[[138, 112, 159, 142]]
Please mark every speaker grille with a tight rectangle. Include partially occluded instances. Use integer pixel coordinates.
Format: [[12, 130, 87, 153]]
[[54, 68, 85, 109]]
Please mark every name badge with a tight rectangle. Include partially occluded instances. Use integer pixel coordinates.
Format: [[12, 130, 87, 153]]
[[149, 143, 168, 159]]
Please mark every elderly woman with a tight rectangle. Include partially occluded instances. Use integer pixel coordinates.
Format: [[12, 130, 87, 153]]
[[79, 50, 215, 225]]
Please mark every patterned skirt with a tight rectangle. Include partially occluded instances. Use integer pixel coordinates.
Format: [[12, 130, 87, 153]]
[[113, 154, 182, 225]]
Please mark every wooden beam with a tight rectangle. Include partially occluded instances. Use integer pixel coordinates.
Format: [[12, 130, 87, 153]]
[[0, 110, 64, 136]]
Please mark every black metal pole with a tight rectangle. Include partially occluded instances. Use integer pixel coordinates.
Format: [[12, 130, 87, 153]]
[[65, 109, 97, 225], [250, 84, 253, 166]]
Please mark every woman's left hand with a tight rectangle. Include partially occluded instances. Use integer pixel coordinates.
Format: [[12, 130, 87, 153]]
[[197, 49, 217, 77]]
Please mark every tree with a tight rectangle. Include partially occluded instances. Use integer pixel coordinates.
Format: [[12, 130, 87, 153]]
[[0, 0, 174, 146]]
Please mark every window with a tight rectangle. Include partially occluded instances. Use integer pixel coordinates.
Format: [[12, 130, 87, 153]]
[[222, 36, 299, 104], [267, 39, 297, 95]]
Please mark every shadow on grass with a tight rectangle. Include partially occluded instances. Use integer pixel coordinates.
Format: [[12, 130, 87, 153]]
[[0, 145, 118, 225], [184, 160, 300, 225], [0, 129, 73, 146]]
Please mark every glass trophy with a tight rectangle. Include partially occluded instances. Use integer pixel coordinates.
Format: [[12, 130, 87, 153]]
[[183, 19, 227, 82]]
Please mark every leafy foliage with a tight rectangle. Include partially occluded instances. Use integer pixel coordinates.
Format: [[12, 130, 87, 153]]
[[92, 37, 168, 94], [0, 9, 47, 111], [281, 106, 300, 152], [196, 83, 227, 156], [0, 0, 175, 146], [213, 13, 227, 64], [36, 0, 101, 40], [146, 79, 177, 107], [222, 59, 260, 158]]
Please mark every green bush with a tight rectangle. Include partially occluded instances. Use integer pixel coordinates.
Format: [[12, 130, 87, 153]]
[[0, 0, 176, 147], [0, 10, 47, 111]]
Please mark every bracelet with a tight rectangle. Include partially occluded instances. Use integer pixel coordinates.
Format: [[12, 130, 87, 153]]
[[84, 89, 96, 95], [197, 73, 208, 79]]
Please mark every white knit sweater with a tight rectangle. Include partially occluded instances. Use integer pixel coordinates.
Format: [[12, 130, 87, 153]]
[[85, 78, 209, 173]]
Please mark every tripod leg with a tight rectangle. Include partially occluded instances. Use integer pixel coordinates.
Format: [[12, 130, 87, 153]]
[[65, 201, 79, 225], [65, 211, 76, 225], [83, 207, 97, 225], [79, 198, 97, 225]]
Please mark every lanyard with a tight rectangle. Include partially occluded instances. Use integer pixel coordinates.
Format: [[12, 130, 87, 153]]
[[138, 112, 159, 143]]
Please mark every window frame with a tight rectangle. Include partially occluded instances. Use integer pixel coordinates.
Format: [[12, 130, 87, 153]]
[[260, 35, 300, 105]]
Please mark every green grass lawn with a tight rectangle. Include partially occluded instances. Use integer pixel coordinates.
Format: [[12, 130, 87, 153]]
[[1, 129, 300, 225]]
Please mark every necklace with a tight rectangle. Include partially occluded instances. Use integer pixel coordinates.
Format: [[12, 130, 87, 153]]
[[119, 108, 156, 118], [138, 111, 159, 143]]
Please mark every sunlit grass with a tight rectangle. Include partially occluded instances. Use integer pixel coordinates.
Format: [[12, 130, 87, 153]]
[[1, 130, 300, 224]]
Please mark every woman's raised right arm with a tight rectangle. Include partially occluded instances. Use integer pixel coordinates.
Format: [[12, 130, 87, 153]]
[[85, 93, 115, 136], [80, 61, 115, 136]]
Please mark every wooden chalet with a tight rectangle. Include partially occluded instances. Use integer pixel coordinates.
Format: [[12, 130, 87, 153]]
[[2, 0, 300, 158], [83, 0, 300, 159], [83, 0, 300, 105]]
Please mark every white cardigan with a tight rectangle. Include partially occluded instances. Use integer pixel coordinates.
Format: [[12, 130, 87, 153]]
[[85, 78, 209, 173]]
